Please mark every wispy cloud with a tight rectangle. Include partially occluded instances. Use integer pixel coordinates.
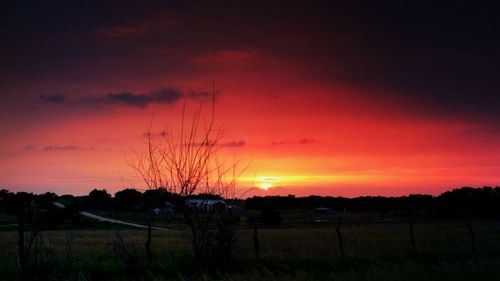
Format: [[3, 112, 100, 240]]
[[96, 10, 182, 39], [300, 138, 317, 144], [23, 144, 36, 151], [38, 87, 212, 108], [39, 94, 66, 104], [192, 50, 260, 67], [220, 140, 246, 147], [142, 130, 168, 138], [270, 138, 317, 145], [79, 88, 183, 108], [187, 90, 213, 99], [43, 145, 79, 151]]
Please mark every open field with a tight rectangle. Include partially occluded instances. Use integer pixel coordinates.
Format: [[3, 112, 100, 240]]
[[1, 213, 500, 281]]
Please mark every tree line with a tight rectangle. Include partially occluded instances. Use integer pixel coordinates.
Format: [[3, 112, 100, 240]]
[[1, 186, 500, 219], [245, 186, 500, 218], [0, 188, 225, 214]]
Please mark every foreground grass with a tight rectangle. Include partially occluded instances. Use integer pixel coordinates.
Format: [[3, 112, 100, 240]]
[[1, 220, 500, 280]]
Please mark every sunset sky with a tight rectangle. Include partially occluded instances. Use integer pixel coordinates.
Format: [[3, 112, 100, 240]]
[[1, 1, 499, 197]]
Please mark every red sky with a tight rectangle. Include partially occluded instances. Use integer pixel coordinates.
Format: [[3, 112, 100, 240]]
[[1, 1, 499, 197]]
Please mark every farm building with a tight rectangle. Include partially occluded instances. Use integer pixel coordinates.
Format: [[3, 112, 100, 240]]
[[314, 207, 334, 214], [186, 199, 226, 212]]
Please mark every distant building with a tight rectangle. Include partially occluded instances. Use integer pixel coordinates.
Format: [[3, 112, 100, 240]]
[[227, 204, 245, 215], [151, 201, 175, 216], [186, 199, 226, 212], [314, 207, 334, 214]]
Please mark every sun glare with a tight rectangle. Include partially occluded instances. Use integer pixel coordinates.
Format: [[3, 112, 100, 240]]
[[260, 183, 272, 190], [256, 176, 277, 190]]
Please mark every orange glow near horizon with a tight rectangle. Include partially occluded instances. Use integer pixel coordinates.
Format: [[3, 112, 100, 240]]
[[260, 183, 272, 190], [1, 33, 500, 198], [2, 82, 500, 198]]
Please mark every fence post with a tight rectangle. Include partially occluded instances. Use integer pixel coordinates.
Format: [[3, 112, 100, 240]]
[[18, 212, 26, 277], [409, 220, 416, 249], [145, 221, 152, 265], [336, 217, 345, 257], [467, 218, 476, 253], [253, 221, 260, 260]]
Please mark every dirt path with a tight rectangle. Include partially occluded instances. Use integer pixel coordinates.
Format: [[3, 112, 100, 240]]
[[54, 202, 169, 230], [0, 223, 17, 228], [79, 211, 169, 230]]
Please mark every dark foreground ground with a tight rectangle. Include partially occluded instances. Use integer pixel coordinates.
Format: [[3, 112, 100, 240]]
[[1, 209, 500, 281]]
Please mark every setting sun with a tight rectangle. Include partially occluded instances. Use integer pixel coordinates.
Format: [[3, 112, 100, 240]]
[[260, 183, 272, 190], [255, 176, 278, 190]]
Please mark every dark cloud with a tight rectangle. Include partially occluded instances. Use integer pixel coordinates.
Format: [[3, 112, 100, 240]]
[[283, 2, 500, 123], [42, 87, 204, 108], [142, 130, 168, 138], [299, 138, 316, 145], [39, 94, 66, 104], [220, 140, 246, 147], [96, 10, 182, 38], [105, 92, 151, 107], [5, 1, 500, 123], [95, 88, 183, 107], [187, 140, 245, 148], [182, 1, 500, 123], [151, 88, 184, 104], [43, 145, 79, 151], [187, 90, 212, 100], [23, 144, 36, 151], [270, 138, 317, 145]]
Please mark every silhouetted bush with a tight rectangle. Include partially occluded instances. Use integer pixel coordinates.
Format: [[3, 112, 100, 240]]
[[142, 187, 177, 209], [86, 189, 112, 210], [114, 188, 143, 211], [34, 192, 58, 209], [1, 191, 34, 213]]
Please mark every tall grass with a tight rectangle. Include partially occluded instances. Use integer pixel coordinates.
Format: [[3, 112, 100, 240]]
[[1, 221, 500, 280]]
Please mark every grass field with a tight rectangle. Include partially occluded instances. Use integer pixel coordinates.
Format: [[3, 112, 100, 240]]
[[1, 211, 500, 280]]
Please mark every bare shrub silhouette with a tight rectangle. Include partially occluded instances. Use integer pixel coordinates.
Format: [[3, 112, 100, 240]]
[[113, 230, 146, 281], [18, 205, 72, 281], [127, 84, 246, 268]]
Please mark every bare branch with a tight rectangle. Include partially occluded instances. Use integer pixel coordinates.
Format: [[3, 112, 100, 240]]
[[126, 84, 245, 198]]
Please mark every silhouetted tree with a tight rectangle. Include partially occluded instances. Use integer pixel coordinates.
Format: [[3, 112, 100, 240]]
[[127, 85, 245, 267], [142, 187, 175, 209], [34, 192, 58, 209], [86, 189, 112, 210], [114, 188, 143, 211], [245, 187, 500, 219]]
